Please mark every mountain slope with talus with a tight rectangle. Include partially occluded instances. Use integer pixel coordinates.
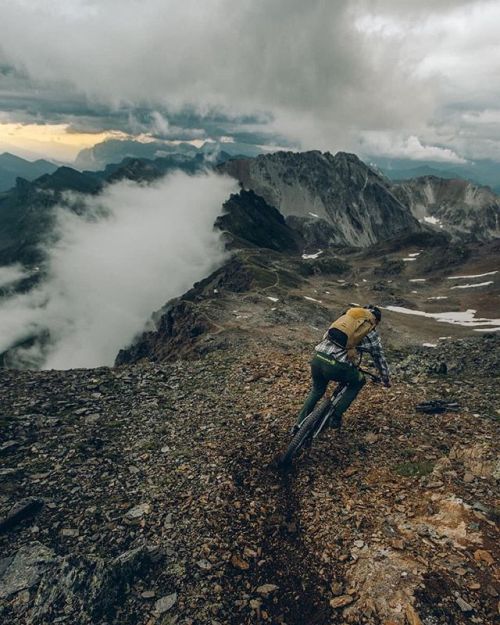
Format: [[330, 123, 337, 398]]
[[393, 175, 500, 241], [0, 333, 498, 625], [220, 151, 424, 247]]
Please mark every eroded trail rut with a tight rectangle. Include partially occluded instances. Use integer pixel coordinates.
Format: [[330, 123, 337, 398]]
[[223, 448, 329, 625]]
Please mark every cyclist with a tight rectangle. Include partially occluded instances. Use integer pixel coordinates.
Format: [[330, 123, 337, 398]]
[[292, 304, 391, 433]]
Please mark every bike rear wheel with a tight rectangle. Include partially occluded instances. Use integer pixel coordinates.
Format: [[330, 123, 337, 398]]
[[280, 397, 331, 469]]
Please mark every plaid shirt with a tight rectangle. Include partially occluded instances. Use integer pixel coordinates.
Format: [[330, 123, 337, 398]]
[[315, 329, 390, 379]]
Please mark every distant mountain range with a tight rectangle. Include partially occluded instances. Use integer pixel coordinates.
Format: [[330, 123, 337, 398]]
[[0, 152, 59, 192], [75, 138, 264, 171], [74, 138, 500, 194], [0, 149, 498, 270], [369, 155, 500, 195], [4, 140, 499, 198]]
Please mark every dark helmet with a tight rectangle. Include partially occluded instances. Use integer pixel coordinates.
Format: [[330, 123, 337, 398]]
[[364, 304, 382, 322]]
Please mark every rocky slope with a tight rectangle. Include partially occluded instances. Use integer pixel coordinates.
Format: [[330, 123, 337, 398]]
[[1, 336, 498, 625], [0, 169, 102, 266], [220, 151, 423, 248], [394, 176, 500, 241]]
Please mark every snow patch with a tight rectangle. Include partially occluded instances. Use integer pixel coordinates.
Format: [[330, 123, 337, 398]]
[[409, 278, 426, 283], [427, 296, 448, 300], [402, 258, 416, 262], [266, 296, 279, 302], [385, 306, 500, 329], [308, 212, 320, 218], [422, 343, 437, 348], [424, 216, 441, 225], [302, 250, 323, 260], [447, 271, 498, 279], [304, 296, 322, 304], [450, 281, 493, 290], [474, 326, 500, 333], [408, 252, 421, 257]]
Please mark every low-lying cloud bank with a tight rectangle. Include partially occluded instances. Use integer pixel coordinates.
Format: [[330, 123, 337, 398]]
[[0, 171, 236, 369]]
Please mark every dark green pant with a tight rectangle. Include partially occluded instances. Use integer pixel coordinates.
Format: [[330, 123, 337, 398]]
[[297, 353, 365, 424]]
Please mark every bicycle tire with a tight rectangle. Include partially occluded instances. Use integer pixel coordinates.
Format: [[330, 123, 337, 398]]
[[280, 397, 330, 469]]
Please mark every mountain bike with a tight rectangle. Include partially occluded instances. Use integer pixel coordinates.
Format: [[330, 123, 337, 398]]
[[279, 368, 381, 470]]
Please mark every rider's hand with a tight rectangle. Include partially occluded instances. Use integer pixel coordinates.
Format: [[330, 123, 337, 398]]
[[382, 376, 391, 388]]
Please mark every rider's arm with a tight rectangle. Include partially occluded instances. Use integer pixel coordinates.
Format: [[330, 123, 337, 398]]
[[357, 330, 391, 384]]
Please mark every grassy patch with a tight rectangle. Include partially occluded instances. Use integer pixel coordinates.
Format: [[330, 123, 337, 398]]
[[395, 460, 434, 477], [398, 447, 418, 459]]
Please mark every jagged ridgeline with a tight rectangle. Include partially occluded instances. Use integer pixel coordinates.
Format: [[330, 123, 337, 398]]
[[1, 148, 498, 267]]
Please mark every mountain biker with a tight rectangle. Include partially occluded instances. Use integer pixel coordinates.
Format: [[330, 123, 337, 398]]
[[293, 304, 390, 433]]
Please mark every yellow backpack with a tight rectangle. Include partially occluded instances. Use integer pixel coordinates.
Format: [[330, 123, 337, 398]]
[[328, 307, 377, 361]]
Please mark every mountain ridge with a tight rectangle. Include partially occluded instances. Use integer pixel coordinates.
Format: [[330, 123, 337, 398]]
[[0, 152, 59, 193]]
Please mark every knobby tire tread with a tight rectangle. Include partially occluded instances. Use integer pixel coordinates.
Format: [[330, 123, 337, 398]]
[[281, 397, 330, 468]]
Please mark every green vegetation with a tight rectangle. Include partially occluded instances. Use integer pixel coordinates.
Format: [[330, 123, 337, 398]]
[[374, 256, 405, 276], [299, 255, 350, 276], [395, 460, 435, 477]]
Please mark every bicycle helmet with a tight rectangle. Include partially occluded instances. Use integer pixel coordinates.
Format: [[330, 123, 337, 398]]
[[364, 304, 382, 322]]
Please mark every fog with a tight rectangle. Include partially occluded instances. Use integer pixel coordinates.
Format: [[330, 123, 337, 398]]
[[0, 263, 29, 288], [0, 171, 236, 369]]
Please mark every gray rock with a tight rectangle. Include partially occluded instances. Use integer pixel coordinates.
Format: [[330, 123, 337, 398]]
[[124, 503, 151, 524], [153, 592, 177, 616], [0, 497, 44, 533], [26, 544, 157, 624], [0, 542, 55, 598], [456, 596, 474, 612]]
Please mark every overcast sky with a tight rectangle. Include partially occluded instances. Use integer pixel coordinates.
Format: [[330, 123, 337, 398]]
[[1, 0, 499, 162]]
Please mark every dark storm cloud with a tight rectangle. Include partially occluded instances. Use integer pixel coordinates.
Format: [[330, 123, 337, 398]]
[[0, 0, 499, 160]]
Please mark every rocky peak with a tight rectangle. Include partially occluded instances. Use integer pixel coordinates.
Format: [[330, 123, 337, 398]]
[[215, 189, 302, 253], [220, 150, 422, 248], [394, 175, 500, 240]]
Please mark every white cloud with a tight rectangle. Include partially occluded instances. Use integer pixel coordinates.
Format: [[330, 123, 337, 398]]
[[0, 263, 30, 288], [359, 133, 467, 163], [0, 171, 236, 369]]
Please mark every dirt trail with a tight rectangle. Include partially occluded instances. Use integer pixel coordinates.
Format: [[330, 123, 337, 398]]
[[224, 448, 329, 625]]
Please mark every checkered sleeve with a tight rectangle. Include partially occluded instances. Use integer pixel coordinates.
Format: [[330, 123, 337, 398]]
[[357, 330, 390, 379]]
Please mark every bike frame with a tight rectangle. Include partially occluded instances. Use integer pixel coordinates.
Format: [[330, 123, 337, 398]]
[[312, 384, 347, 439], [280, 366, 382, 470], [309, 367, 380, 440]]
